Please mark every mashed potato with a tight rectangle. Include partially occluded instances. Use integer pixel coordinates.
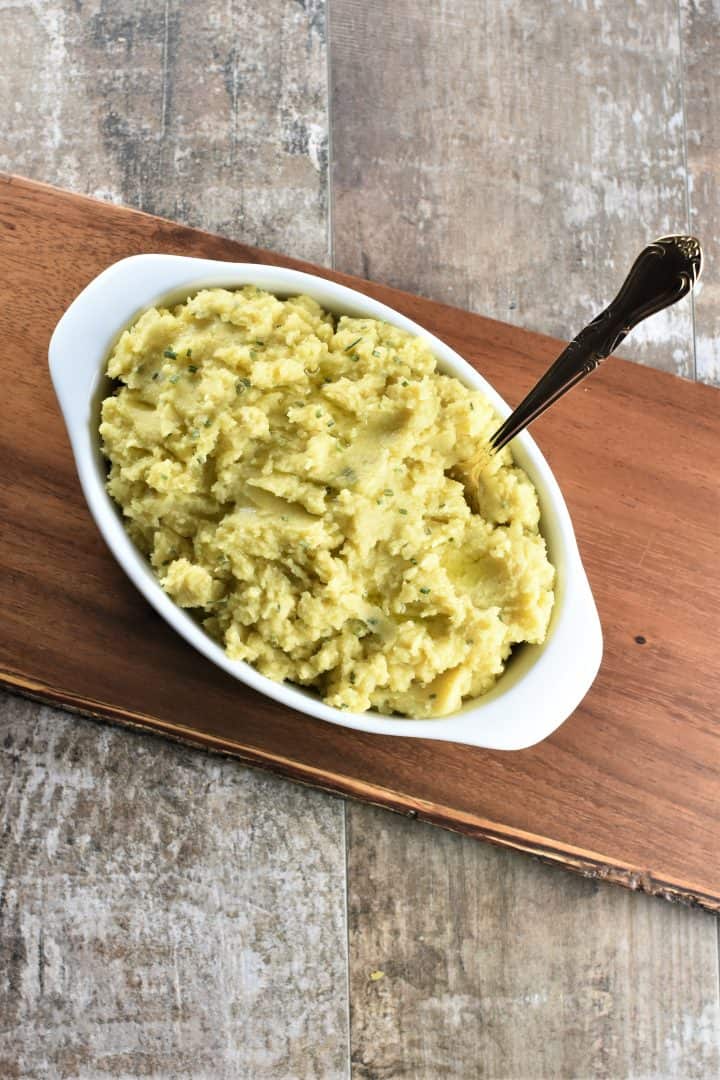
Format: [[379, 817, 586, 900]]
[[100, 286, 554, 718]]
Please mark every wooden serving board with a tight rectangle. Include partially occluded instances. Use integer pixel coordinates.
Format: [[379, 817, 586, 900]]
[[2, 174, 719, 912]]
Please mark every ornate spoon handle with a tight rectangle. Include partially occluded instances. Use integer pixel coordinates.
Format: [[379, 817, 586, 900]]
[[490, 235, 703, 453]]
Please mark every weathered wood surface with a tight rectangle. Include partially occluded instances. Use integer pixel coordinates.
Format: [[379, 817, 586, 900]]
[[0, 1, 718, 1079], [347, 806, 720, 1080], [330, 0, 720, 1076], [682, 0, 720, 385], [0, 695, 348, 1080], [330, 0, 695, 378]]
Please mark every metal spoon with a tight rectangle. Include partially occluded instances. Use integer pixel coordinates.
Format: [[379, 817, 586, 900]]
[[489, 234, 702, 453]]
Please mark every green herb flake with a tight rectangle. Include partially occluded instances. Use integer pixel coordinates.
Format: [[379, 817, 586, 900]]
[[469, 402, 475, 411], [384, 489, 394, 496], [236, 377, 252, 394], [190, 428, 199, 439], [152, 372, 160, 381], [429, 693, 437, 700], [169, 374, 181, 384], [349, 673, 356, 685], [327, 420, 335, 428], [401, 380, 409, 387], [186, 349, 193, 358], [163, 347, 177, 359], [399, 508, 408, 516], [204, 418, 212, 427], [419, 587, 431, 594], [344, 336, 363, 353], [188, 364, 198, 374], [315, 409, 322, 417]]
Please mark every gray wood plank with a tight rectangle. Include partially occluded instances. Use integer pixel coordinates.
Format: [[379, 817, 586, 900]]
[[330, 1, 720, 1074], [0, 695, 348, 1079], [0, 0, 329, 264], [0, 2, 347, 1077], [347, 806, 720, 1080], [681, 0, 720, 385], [330, 0, 694, 376]]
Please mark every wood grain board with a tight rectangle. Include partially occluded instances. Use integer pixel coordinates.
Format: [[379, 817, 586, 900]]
[[2, 174, 719, 912]]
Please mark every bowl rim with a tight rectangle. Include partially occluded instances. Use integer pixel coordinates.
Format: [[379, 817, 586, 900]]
[[49, 253, 602, 750]]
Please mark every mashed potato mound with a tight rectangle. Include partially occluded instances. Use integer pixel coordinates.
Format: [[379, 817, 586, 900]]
[[100, 286, 554, 718]]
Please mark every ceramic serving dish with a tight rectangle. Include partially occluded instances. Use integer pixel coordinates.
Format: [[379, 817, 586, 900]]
[[49, 254, 602, 750]]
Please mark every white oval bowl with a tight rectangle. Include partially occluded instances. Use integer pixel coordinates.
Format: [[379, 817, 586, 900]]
[[49, 254, 602, 750]]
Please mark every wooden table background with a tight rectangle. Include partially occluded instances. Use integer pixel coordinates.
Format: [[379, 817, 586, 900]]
[[1, 2, 719, 1077]]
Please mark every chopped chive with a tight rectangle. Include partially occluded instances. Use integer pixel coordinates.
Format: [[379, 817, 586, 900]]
[[384, 489, 393, 496], [469, 402, 475, 411], [399, 508, 408, 515], [186, 349, 192, 357], [169, 373, 180, 384], [327, 420, 335, 428], [204, 418, 211, 427], [163, 347, 177, 359], [236, 377, 252, 393], [152, 372, 160, 381], [188, 364, 198, 373], [419, 587, 430, 594], [315, 409, 322, 417], [429, 693, 437, 700], [401, 380, 409, 387], [349, 673, 356, 684], [344, 336, 363, 352]]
